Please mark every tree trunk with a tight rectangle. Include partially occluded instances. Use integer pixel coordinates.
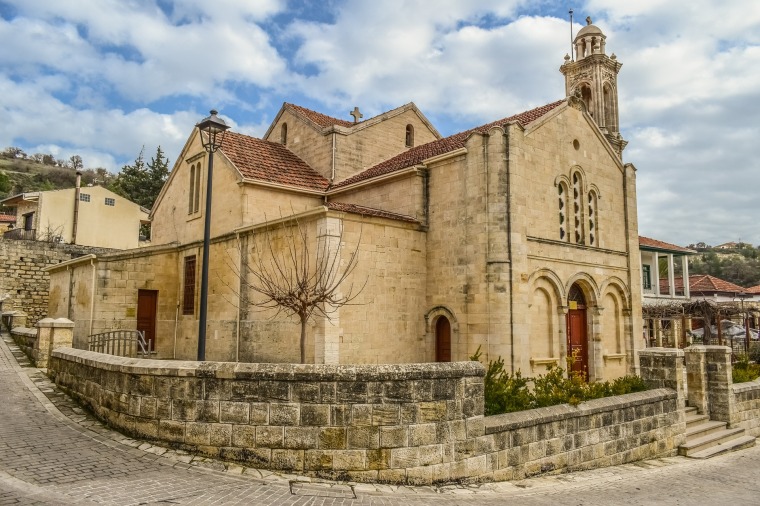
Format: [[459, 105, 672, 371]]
[[300, 316, 307, 363]]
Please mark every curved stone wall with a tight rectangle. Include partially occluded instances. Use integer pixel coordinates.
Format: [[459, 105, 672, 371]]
[[49, 348, 685, 485]]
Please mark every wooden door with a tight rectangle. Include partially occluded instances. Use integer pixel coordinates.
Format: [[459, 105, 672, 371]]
[[436, 316, 451, 362], [567, 308, 588, 377], [137, 290, 158, 352]]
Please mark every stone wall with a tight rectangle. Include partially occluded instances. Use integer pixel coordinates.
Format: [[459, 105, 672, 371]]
[[0, 237, 113, 326], [49, 349, 685, 485], [732, 380, 760, 437]]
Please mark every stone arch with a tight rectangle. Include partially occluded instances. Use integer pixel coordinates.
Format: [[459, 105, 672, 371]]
[[527, 269, 566, 302], [425, 306, 459, 361], [565, 273, 600, 307], [527, 270, 566, 372], [599, 280, 630, 379], [602, 81, 617, 132]]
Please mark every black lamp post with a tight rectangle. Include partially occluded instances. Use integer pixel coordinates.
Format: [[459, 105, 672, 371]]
[[196, 109, 230, 361]]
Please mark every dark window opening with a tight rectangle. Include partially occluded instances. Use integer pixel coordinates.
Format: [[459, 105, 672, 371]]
[[183, 255, 197, 315]]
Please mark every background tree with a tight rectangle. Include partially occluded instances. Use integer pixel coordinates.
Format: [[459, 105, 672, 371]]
[[109, 146, 169, 209], [69, 155, 83, 171], [236, 217, 365, 363]]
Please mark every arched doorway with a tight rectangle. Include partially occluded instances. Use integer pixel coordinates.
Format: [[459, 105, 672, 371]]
[[566, 283, 589, 377], [435, 316, 451, 362]]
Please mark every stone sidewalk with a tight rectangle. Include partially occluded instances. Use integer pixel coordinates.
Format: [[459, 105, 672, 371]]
[[1, 334, 759, 505]]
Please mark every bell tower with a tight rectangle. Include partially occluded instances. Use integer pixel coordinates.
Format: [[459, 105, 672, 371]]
[[560, 16, 627, 158]]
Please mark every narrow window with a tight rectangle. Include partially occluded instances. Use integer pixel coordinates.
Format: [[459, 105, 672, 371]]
[[281, 123, 288, 145], [188, 163, 195, 214], [588, 191, 597, 246], [642, 265, 652, 290], [572, 173, 583, 244], [558, 184, 566, 241], [105, 197, 115, 206], [193, 162, 202, 213], [183, 255, 197, 315], [79, 193, 91, 202], [405, 124, 414, 147]]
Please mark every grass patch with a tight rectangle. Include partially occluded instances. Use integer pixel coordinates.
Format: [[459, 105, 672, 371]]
[[733, 354, 760, 383]]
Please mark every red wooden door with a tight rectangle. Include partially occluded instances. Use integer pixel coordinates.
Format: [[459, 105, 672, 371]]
[[567, 308, 588, 377], [137, 290, 158, 352], [436, 317, 451, 362]]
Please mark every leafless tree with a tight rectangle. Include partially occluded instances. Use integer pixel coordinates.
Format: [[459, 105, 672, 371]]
[[235, 216, 365, 363]]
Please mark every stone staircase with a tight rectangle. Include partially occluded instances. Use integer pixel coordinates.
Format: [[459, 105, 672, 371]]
[[678, 406, 756, 459]]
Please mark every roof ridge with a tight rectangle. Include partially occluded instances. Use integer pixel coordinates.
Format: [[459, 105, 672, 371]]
[[333, 99, 566, 189]]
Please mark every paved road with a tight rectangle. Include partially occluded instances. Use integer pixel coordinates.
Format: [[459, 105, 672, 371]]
[[1, 334, 760, 505]]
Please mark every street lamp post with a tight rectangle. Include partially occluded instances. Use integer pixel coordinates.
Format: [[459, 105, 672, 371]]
[[196, 109, 230, 361]]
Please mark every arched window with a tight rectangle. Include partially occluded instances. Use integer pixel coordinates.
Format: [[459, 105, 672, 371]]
[[588, 191, 598, 246], [405, 124, 414, 148], [188, 162, 201, 215], [572, 172, 584, 244], [280, 123, 288, 145], [188, 163, 195, 214], [578, 84, 593, 116], [558, 184, 567, 241], [603, 83, 615, 132], [435, 316, 451, 362]]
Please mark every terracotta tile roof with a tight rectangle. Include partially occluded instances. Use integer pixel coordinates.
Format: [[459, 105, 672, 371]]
[[285, 103, 355, 128], [333, 100, 565, 188], [639, 236, 696, 254], [688, 274, 747, 294], [326, 201, 418, 223], [745, 284, 760, 294], [0, 214, 15, 223], [221, 131, 329, 191]]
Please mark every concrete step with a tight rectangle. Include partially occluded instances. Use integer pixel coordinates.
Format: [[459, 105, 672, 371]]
[[679, 427, 748, 456], [684, 406, 698, 416], [686, 435, 756, 459], [685, 420, 728, 440], [685, 413, 710, 428]]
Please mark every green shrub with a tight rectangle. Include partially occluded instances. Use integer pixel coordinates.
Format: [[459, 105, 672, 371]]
[[733, 354, 760, 383], [471, 347, 650, 415]]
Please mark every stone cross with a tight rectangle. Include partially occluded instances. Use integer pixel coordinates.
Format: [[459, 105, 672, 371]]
[[350, 107, 363, 123]]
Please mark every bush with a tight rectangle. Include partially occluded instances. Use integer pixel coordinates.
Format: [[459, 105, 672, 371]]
[[471, 346, 650, 415], [733, 354, 760, 384]]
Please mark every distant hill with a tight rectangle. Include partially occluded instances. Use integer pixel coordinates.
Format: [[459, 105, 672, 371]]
[[0, 157, 113, 202], [685, 243, 760, 288]]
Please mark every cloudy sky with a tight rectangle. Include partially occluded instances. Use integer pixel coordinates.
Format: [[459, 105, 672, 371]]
[[0, 0, 758, 247]]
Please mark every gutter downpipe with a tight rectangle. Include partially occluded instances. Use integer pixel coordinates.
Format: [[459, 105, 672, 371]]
[[89, 257, 96, 336], [484, 134, 491, 362], [72, 171, 82, 244], [504, 129, 515, 371]]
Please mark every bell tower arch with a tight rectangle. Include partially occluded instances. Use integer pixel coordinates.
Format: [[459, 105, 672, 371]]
[[560, 16, 627, 158]]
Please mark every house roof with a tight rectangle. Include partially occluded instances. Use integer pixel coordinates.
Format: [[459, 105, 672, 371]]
[[688, 274, 747, 295], [0, 213, 15, 223], [221, 131, 330, 191], [660, 274, 749, 296], [639, 236, 696, 255], [745, 284, 760, 295], [333, 99, 566, 189], [0, 192, 40, 206], [326, 201, 418, 223]]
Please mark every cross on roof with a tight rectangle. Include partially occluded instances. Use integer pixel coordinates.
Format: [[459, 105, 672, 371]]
[[350, 107, 363, 123]]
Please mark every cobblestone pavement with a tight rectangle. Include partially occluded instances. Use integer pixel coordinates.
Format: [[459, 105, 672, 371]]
[[2, 335, 760, 505]]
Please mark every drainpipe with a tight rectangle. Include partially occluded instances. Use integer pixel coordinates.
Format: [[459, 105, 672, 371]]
[[504, 129, 515, 372], [72, 171, 82, 244]]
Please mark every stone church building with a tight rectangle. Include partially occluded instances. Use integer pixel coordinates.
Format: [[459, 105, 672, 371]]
[[47, 20, 643, 379]]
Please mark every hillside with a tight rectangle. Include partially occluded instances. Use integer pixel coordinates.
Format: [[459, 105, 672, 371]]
[[685, 243, 760, 288], [0, 158, 112, 201]]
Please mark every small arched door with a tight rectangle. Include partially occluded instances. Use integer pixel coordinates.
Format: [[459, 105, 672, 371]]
[[566, 283, 589, 377], [435, 316, 451, 362]]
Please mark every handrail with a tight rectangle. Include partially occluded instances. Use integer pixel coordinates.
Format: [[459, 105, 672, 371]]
[[87, 330, 151, 358]]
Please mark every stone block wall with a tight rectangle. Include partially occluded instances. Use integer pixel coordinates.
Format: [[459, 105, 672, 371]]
[[484, 389, 684, 480], [731, 380, 760, 437], [49, 349, 687, 484], [0, 237, 113, 326]]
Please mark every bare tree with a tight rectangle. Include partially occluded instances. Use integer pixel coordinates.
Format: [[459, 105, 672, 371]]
[[236, 216, 365, 363]]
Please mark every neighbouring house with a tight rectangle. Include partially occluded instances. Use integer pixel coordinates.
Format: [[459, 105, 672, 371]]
[[0, 183, 149, 249], [46, 19, 644, 380], [639, 236, 696, 347], [715, 241, 739, 250], [0, 212, 15, 229]]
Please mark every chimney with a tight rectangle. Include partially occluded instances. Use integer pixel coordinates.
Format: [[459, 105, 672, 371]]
[[72, 171, 82, 245]]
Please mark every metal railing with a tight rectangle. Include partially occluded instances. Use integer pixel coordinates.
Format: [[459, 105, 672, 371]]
[[3, 228, 35, 241], [87, 330, 151, 358]]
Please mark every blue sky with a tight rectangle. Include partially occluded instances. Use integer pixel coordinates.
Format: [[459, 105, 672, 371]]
[[1, 0, 759, 247]]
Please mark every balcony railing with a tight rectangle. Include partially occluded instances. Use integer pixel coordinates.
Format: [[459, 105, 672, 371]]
[[3, 228, 35, 241]]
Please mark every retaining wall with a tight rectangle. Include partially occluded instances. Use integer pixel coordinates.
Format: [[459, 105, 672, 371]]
[[49, 348, 685, 484]]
